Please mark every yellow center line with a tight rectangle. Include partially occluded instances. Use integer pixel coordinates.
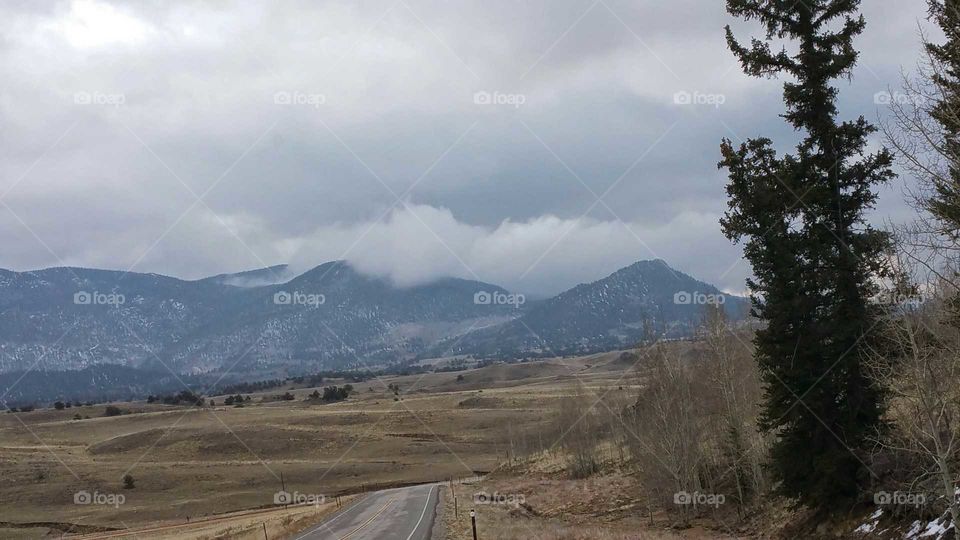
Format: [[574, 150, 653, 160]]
[[339, 498, 395, 540]]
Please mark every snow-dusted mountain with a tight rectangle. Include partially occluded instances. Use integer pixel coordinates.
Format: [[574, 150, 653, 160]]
[[0, 259, 746, 379], [430, 259, 749, 357], [0, 261, 516, 375]]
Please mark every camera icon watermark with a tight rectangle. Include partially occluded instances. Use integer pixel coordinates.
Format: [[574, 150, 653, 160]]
[[274, 91, 326, 108], [74, 490, 125, 508], [74, 91, 125, 107], [673, 291, 725, 305], [473, 90, 526, 108], [274, 490, 325, 506], [473, 290, 525, 308], [74, 291, 125, 306], [473, 490, 525, 507], [273, 290, 325, 307], [673, 490, 724, 508], [874, 490, 925, 507], [673, 90, 725, 108]]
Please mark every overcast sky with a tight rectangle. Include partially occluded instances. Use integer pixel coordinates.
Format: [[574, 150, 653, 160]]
[[0, 0, 936, 296]]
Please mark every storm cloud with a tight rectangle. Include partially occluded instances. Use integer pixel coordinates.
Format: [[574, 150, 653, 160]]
[[0, 0, 935, 295]]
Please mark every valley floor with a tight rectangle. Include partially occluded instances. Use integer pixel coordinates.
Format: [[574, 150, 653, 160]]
[[0, 348, 908, 539], [0, 351, 644, 538]]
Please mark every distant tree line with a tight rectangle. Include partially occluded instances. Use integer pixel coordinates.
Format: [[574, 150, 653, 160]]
[[214, 379, 284, 395], [223, 394, 251, 406], [307, 384, 354, 402], [146, 390, 205, 406]]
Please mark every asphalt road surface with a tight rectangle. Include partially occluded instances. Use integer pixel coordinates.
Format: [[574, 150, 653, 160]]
[[292, 483, 439, 540]]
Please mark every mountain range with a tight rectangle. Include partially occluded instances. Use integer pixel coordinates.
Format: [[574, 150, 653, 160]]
[[0, 259, 746, 400]]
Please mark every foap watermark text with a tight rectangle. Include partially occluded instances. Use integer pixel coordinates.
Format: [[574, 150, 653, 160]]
[[274, 490, 326, 506], [673, 291, 725, 305], [274, 291, 325, 307], [474, 290, 525, 308], [473, 490, 525, 507], [473, 90, 526, 108], [74, 490, 125, 508], [874, 490, 925, 507], [74, 91, 125, 107], [674, 490, 725, 508], [673, 90, 725, 108], [874, 91, 924, 106], [274, 91, 326, 108], [74, 291, 125, 306]]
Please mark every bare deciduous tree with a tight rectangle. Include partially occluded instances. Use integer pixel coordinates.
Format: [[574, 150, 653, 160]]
[[628, 344, 708, 525], [867, 282, 960, 535], [699, 305, 768, 510]]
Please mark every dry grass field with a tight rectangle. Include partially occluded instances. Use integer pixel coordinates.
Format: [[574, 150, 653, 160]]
[[0, 351, 643, 538], [62, 497, 358, 540], [435, 475, 737, 540]]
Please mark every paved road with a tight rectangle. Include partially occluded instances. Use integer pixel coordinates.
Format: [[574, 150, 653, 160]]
[[292, 484, 439, 540]]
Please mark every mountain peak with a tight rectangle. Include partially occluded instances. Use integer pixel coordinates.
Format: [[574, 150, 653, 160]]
[[434, 259, 748, 358], [621, 258, 674, 272]]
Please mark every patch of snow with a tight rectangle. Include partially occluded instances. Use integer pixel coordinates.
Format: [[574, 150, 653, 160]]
[[906, 515, 954, 540], [855, 509, 883, 534], [919, 520, 948, 538]]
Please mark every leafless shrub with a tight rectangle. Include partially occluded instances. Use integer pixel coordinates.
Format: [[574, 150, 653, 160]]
[[866, 279, 960, 533], [698, 305, 768, 510], [557, 383, 603, 478], [618, 308, 767, 524], [625, 341, 725, 525]]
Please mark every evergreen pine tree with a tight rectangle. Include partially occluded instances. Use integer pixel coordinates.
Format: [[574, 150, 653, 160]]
[[924, 0, 960, 234], [720, 0, 895, 507]]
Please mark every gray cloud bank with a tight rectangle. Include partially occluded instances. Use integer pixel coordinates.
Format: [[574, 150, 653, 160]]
[[0, 0, 935, 296]]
